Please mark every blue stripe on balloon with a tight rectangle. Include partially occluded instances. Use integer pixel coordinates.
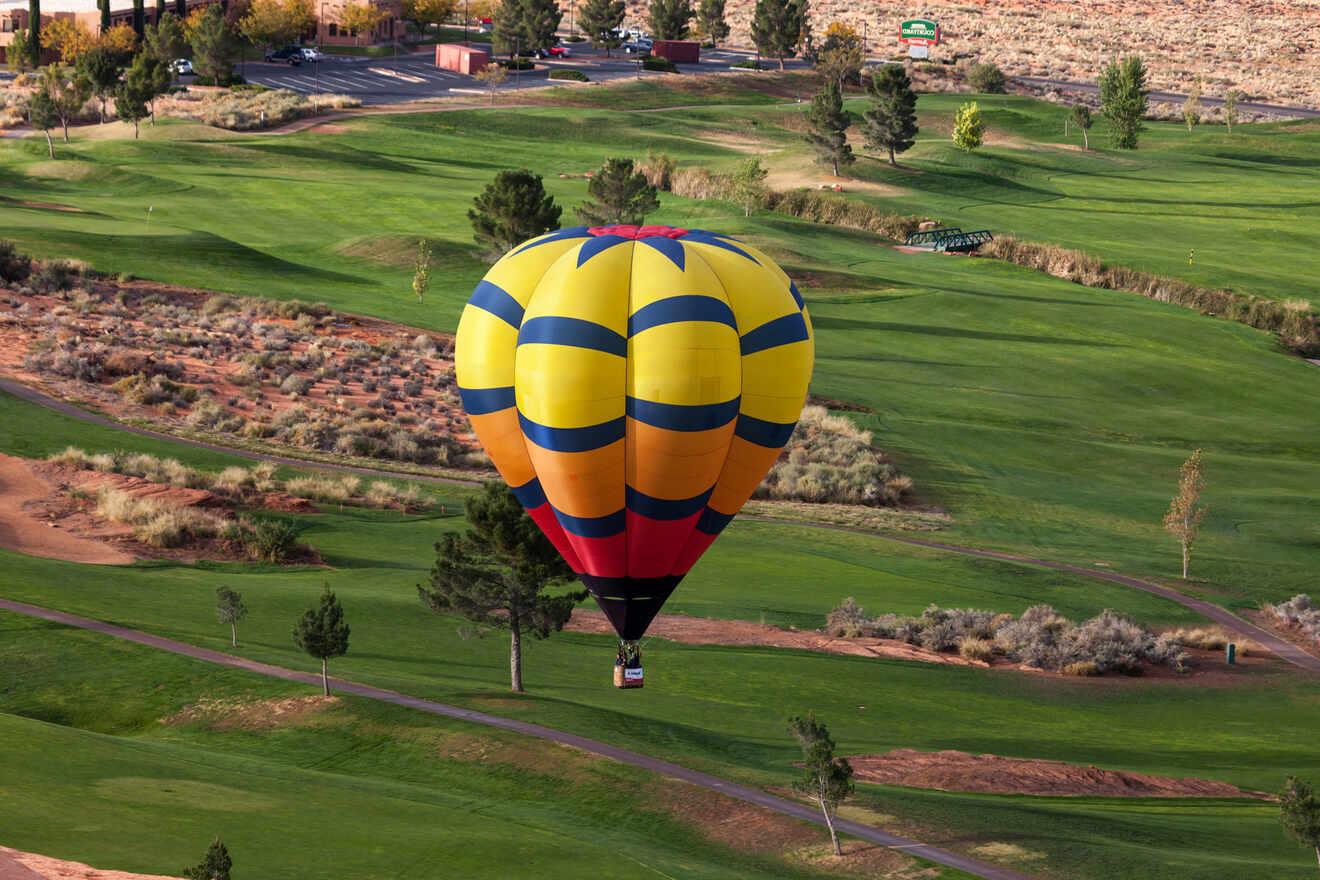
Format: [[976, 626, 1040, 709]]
[[696, 507, 736, 535], [739, 312, 810, 356], [517, 316, 627, 357], [467, 280, 525, 329], [576, 234, 630, 267], [734, 412, 796, 448], [679, 230, 760, 264], [626, 396, 740, 432], [626, 485, 713, 520], [510, 226, 593, 257], [627, 295, 737, 336], [518, 411, 626, 453], [553, 506, 626, 538], [789, 280, 804, 309], [639, 235, 686, 270], [510, 477, 547, 509], [458, 385, 516, 415]]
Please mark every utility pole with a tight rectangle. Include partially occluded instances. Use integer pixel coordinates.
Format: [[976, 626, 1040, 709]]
[[463, 0, 468, 44]]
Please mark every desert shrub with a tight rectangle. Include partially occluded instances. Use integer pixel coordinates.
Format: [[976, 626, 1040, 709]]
[[1059, 609, 1153, 674], [958, 637, 995, 662], [825, 596, 870, 637], [114, 373, 199, 406], [498, 58, 535, 70], [29, 260, 78, 294], [102, 349, 152, 377], [280, 374, 314, 396], [1268, 594, 1320, 641], [239, 516, 302, 562], [250, 462, 278, 492], [186, 401, 247, 433], [983, 236, 1320, 356], [642, 56, 678, 72], [1165, 626, 1228, 650], [757, 405, 908, 505], [549, 69, 589, 81], [94, 487, 227, 547], [0, 240, 31, 283], [637, 152, 675, 190], [1061, 660, 1100, 677], [670, 166, 733, 200], [211, 466, 254, 496], [157, 89, 360, 131], [967, 61, 1007, 93]]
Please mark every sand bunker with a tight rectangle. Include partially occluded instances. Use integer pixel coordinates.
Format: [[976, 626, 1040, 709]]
[[849, 749, 1268, 799], [0, 454, 134, 565], [566, 610, 986, 667], [0, 846, 179, 880]]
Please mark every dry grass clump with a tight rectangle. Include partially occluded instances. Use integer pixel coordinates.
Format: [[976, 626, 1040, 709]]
[[94, 487, 228, 548], [983, 236, 1320, 357], [827, 599, 1189, 674], [155, 89, 360, 131], [1267, 595, 1320, 643], [756, 405, 911, 506]]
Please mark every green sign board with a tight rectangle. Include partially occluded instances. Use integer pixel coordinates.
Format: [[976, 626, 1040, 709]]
[[899, 18, 941, 45]]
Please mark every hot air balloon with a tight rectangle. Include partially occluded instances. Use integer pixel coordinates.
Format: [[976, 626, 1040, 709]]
[[455, 224, 814, 687]]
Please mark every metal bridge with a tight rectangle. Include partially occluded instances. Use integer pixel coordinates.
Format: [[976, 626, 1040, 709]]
[[904, 227, 994, 253]]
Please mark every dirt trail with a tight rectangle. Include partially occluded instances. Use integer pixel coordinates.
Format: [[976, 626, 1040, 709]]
[[849, 749, 1269, 800], [0, 847, 178, 880], [568, 609, 987, 667], [0, 455, 133, 565]]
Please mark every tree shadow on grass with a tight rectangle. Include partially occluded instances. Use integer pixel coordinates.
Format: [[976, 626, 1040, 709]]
[[810, 315, 1122, 347]]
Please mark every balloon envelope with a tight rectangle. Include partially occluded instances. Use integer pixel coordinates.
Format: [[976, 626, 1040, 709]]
[[455, 225, 814, 640]]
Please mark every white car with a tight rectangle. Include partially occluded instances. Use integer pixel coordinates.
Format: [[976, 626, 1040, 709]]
[[300, 47, 327, 62], [172, 58, 194, 76]]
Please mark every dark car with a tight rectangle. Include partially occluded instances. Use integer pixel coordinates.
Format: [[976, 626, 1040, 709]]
[[264, 46, 304, 65]]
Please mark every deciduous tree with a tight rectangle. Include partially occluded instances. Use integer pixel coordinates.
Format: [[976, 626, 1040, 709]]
[[239, 0, 315, 49], [1099, 54, 1147, 149], [419, 481, 584, 692], [750, 0, 806, 71], [862, 63, 916, 165], [788, 713, 854, 856], [952, 99, 984, 151], [1223, 88, 1245, 134], [967, 60, 1005, 93], [40, 17, 95, 63], [27, 90, 59, 158], [695, 0, 727, 46], [1070, 103, 1092, 150], [215, 585, 248, 647], [648, 0, 691, 41], [403, 0, 457, 29], [473, 61, 507, 102], [729, 156, 768, 216], [804, 78, 852, 176], [99, 23, 140, 59], [37, 64, 90, 143], [576, 156, 659, 225], [1182, 78, 1202, 132], [8, 27, 33, 73], [468, 168, 561, 256], [115, 73, 151, 137], [1162, 448, 1206, 580], [412, 238, 432, 304], [182, 838, 232, 880], [814, 21, 860, 89], [577, 0, 624, 56], [293, 584, 351, 695], [338, 1, 389, 46]]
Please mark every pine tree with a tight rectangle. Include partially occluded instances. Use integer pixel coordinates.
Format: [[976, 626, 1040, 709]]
[[132, 0, 146, 38], [804, 79, 853, 176], [648, 0, 691, 41], [577, 0, 624, 56], [145, 12, 188, 74], [76, 45, 122, 123], [292, 585, 351, 695], [419, 482, 583, 692], [115, 75, 151, 138], [100, 0, 112, 34], [468, 168, 562, 257], [28, 90, 59, 159], [28, 0, 42, 68], [519, 0, 561, 51], [695, 0, 727, 45], [1279, 776, 1320, 873], [1099, 55, 1148, 149], [952, 100, 984, 151], [750, 0, 806, 71], [182, 838, 232, 880], [862, 64, 917, 165], [575, 157, 659, 225]]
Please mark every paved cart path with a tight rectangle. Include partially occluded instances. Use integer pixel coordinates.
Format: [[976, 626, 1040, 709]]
[[3, 376, 1315, 674], [0, 597, 1030, 880]]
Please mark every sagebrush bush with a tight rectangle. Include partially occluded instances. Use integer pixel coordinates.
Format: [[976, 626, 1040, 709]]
[[967, 62, 1007, 93], [94, 487, 227, 547], [29, 260, 78, 294], [155, 89, 360, 131], [1268, 594, 1320, 641], [0, 240, 31, 283], [827, 599, 1188, 674], [757, 406, 910, 506], [239, 516, 302, 562]]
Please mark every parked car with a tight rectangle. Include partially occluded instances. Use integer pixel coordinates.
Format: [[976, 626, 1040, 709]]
[[299, 47, 327, 62], [536, 45, 571, 58], [622, 38, 653, 54], [171, 58, 194, 76], [264, 46, 304, 65]]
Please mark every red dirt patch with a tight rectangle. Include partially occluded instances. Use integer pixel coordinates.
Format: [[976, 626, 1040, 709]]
[[0, 845, 178, 880], [161, 695, 340, 731], [849, 749, 1270, 799], [566, 610, 986, 667], [0, 454, 134, 565]]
